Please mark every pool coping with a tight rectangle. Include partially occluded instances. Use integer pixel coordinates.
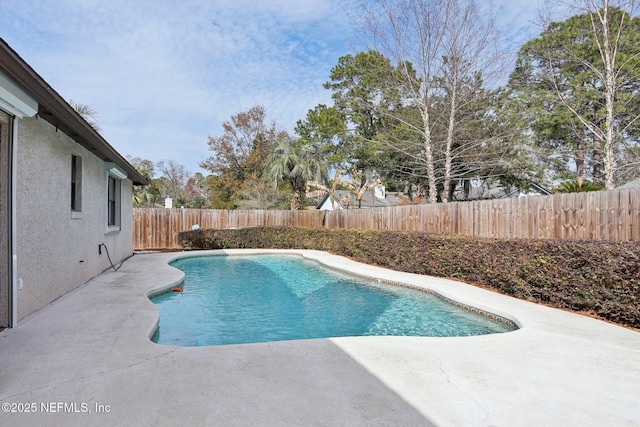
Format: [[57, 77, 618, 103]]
[[1, 249, 639, 426]]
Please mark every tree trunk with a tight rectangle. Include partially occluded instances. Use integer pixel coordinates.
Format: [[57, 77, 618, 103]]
[[575, 133, 585, 186], [599, 2, 616, 190], [422, 108, 438, 204], [290, 190, 302, 210], [593, 135, 603, 186], [442, 70, 459, 203]]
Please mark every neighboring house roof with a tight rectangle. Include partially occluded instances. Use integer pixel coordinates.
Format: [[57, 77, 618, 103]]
[[499, 183, 551, 199], [617, 178, 640, 189], [0, 38, 148, 185], [452, 179, 550, 201], [316, 189, 405, 210]]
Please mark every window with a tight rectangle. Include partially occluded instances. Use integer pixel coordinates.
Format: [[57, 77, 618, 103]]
[[105, 163, 126, 232], [71, 155, 82, 212], [107, 175, 121, 229]]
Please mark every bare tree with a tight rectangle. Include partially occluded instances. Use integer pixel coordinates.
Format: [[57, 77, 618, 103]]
[[358, 0, 443, 202], [238, 175, 282, 210], [438, 2, 505, 201], [356, 0, 508, 202], [539, 0, 640, 189], [156, 159, 188, 199]]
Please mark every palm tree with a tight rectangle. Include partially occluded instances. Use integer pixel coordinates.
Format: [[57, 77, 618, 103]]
[[132, 189, 156, 207], [264, 137, 328, 210], [554, 180, 602, 193], [69, 99, 101, 132]]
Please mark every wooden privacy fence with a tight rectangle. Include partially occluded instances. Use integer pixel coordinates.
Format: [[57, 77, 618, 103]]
[[133, 188, 640, 250]]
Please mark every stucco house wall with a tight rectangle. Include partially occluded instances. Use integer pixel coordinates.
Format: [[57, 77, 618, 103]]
[[15, 117, 134, 320], [0, 38, 147, 326]]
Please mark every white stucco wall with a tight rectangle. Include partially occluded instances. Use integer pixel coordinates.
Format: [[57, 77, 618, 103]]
[[15, 116, 134, 320]]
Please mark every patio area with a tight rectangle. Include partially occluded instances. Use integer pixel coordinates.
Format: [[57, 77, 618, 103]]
[[1, 249, 639, 426]]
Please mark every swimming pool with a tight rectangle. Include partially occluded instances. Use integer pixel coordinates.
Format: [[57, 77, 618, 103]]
[[151, 254, 516, 346]]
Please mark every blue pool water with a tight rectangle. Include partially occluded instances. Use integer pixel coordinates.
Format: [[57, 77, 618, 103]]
[[151, 255, 515, 346]]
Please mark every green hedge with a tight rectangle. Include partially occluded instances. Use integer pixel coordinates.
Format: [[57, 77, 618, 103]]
[[179, 227, 640, 329]]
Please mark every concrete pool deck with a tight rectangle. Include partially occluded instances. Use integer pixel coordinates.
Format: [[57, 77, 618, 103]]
[[1, 249, 639, 426]]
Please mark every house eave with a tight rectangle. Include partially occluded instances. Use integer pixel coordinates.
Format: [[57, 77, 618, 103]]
[[0, 38, 148, 185]]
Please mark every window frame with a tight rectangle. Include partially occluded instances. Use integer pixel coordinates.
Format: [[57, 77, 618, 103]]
[[106, 170, 122, 233], [71, 154, 82, 217]]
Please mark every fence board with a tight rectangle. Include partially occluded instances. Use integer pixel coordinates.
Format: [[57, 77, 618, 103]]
[[133, 188, 640, 250]]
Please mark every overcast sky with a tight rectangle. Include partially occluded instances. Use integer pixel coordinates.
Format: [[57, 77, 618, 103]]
[[1, 0, 544, 176]]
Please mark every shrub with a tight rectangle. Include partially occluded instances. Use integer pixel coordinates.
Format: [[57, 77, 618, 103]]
[[179, 227, 640, 329], [554, 179, 602, 193]]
